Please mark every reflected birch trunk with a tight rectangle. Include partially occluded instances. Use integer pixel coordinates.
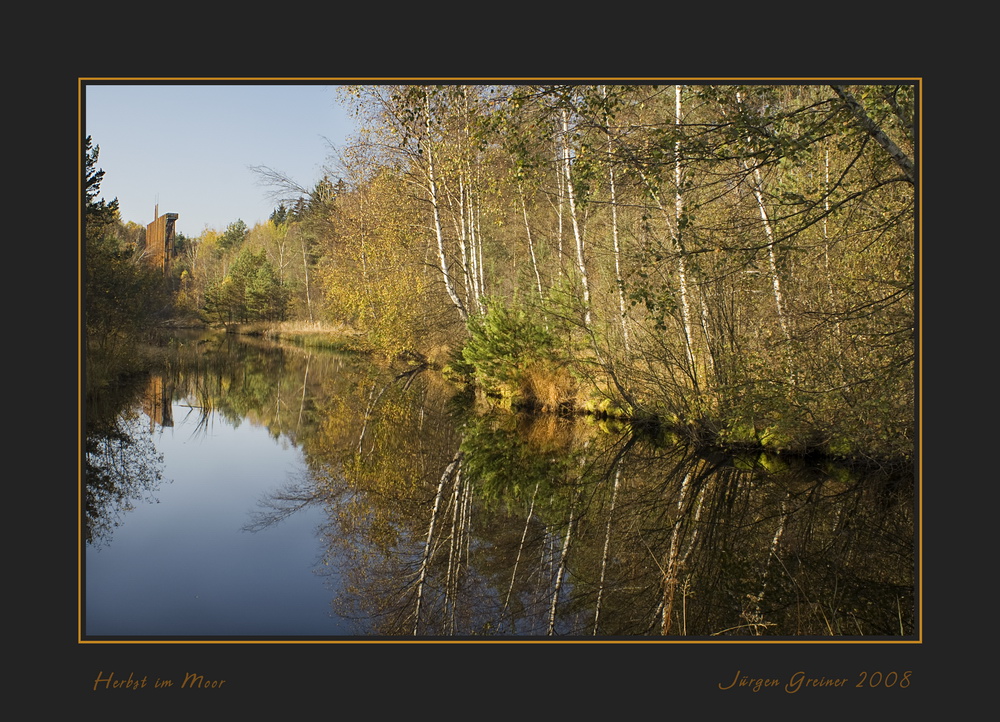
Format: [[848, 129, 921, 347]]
[[295, 351, 310, 435], [444, 464, 463, 634], [501, 481, 540, 632], [742, 492, 790, 636], [548, 488, 578, 636], [413, 451, 462, 635], [442, 462, 474, 635], [661, 469, 707, 635], [593, 462, 622, 635], [357, 381, 381, 456]]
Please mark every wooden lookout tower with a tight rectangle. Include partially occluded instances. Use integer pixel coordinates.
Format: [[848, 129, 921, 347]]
[[146, 204, 179, 275]]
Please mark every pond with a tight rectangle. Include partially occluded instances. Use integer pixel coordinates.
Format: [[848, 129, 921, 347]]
[[83, 331, 916, 639]]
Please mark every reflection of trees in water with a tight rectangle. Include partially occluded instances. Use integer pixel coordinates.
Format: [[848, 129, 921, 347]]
[[242, 471, 327, 533], [160, 331, 354, 448], [303, 391, 914, 637], [111, 333, 913, 637], [552, 443, 914, 637], [84, 368, 165, 548], [84, 332, 348, 550]]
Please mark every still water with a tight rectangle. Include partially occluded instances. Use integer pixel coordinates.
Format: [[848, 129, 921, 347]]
[[84, 331, 916, 639], [86, 404, 344, 636]]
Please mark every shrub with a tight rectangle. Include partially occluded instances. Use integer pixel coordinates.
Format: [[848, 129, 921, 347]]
[[460, 299, 574, 410]]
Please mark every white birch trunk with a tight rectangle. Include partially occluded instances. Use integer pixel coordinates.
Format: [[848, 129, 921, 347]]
[[823, 146, 843, 346], [299, 229, 314, 323], [638, 172, 699, 384], [465, 178, 482, 311], [474, 196, 486, 305], [674, 86, 698, 382], [555, 140, 565, 281], [830, 85, 914, 183], [461, 85, 485, 312], [750, 168, 792, 345], [735, 91, 794, 356], [561, 108, 592, 328], [453, 175, 473, 310], [423, 88, 468, 323], [604, 86, 631, 353], [518, 181, 545, 303]]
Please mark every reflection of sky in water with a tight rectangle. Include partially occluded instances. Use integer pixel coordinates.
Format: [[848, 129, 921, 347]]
[[85, 403, 346, 637]]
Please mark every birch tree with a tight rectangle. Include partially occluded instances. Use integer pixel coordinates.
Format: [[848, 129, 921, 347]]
[[421, 87, 470, 323], [602, 84, 631, 354], [560, 105, 593, 328]]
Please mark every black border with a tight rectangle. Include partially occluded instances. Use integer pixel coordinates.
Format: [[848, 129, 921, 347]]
[[27, 70, 967, 713]]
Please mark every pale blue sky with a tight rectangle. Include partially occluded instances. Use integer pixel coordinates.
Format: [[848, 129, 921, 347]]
[[84, 83, 359, 238]]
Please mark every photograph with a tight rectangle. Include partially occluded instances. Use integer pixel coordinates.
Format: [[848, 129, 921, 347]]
[[68, 77, 942, 712]]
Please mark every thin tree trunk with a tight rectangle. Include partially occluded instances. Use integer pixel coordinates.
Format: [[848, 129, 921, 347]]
[[830, 85, 914, 183], [698, 293, 717, 381], [518, 181, 545, 303], [554, 140, 565, 281], [749, 169, 793, 346], [451, 176, 473, 311], [637, 173, 699, 387], [823, 145, 843, 348], [299, 229, 314, 323], [561, 107, 592, 328], [673, 86, 698, 383], [423, 88, 468, 323], [474, 194, 486, 305], [603, 86, 631, 353], [735, 91, 794, 372], [462, 85, 485, 313]]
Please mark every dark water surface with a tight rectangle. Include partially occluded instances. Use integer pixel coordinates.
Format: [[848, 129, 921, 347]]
[[83, 331, 915, 639]]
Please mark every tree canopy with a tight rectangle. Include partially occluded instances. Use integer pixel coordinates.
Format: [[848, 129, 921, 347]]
[[85, 83, 916, 461]]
